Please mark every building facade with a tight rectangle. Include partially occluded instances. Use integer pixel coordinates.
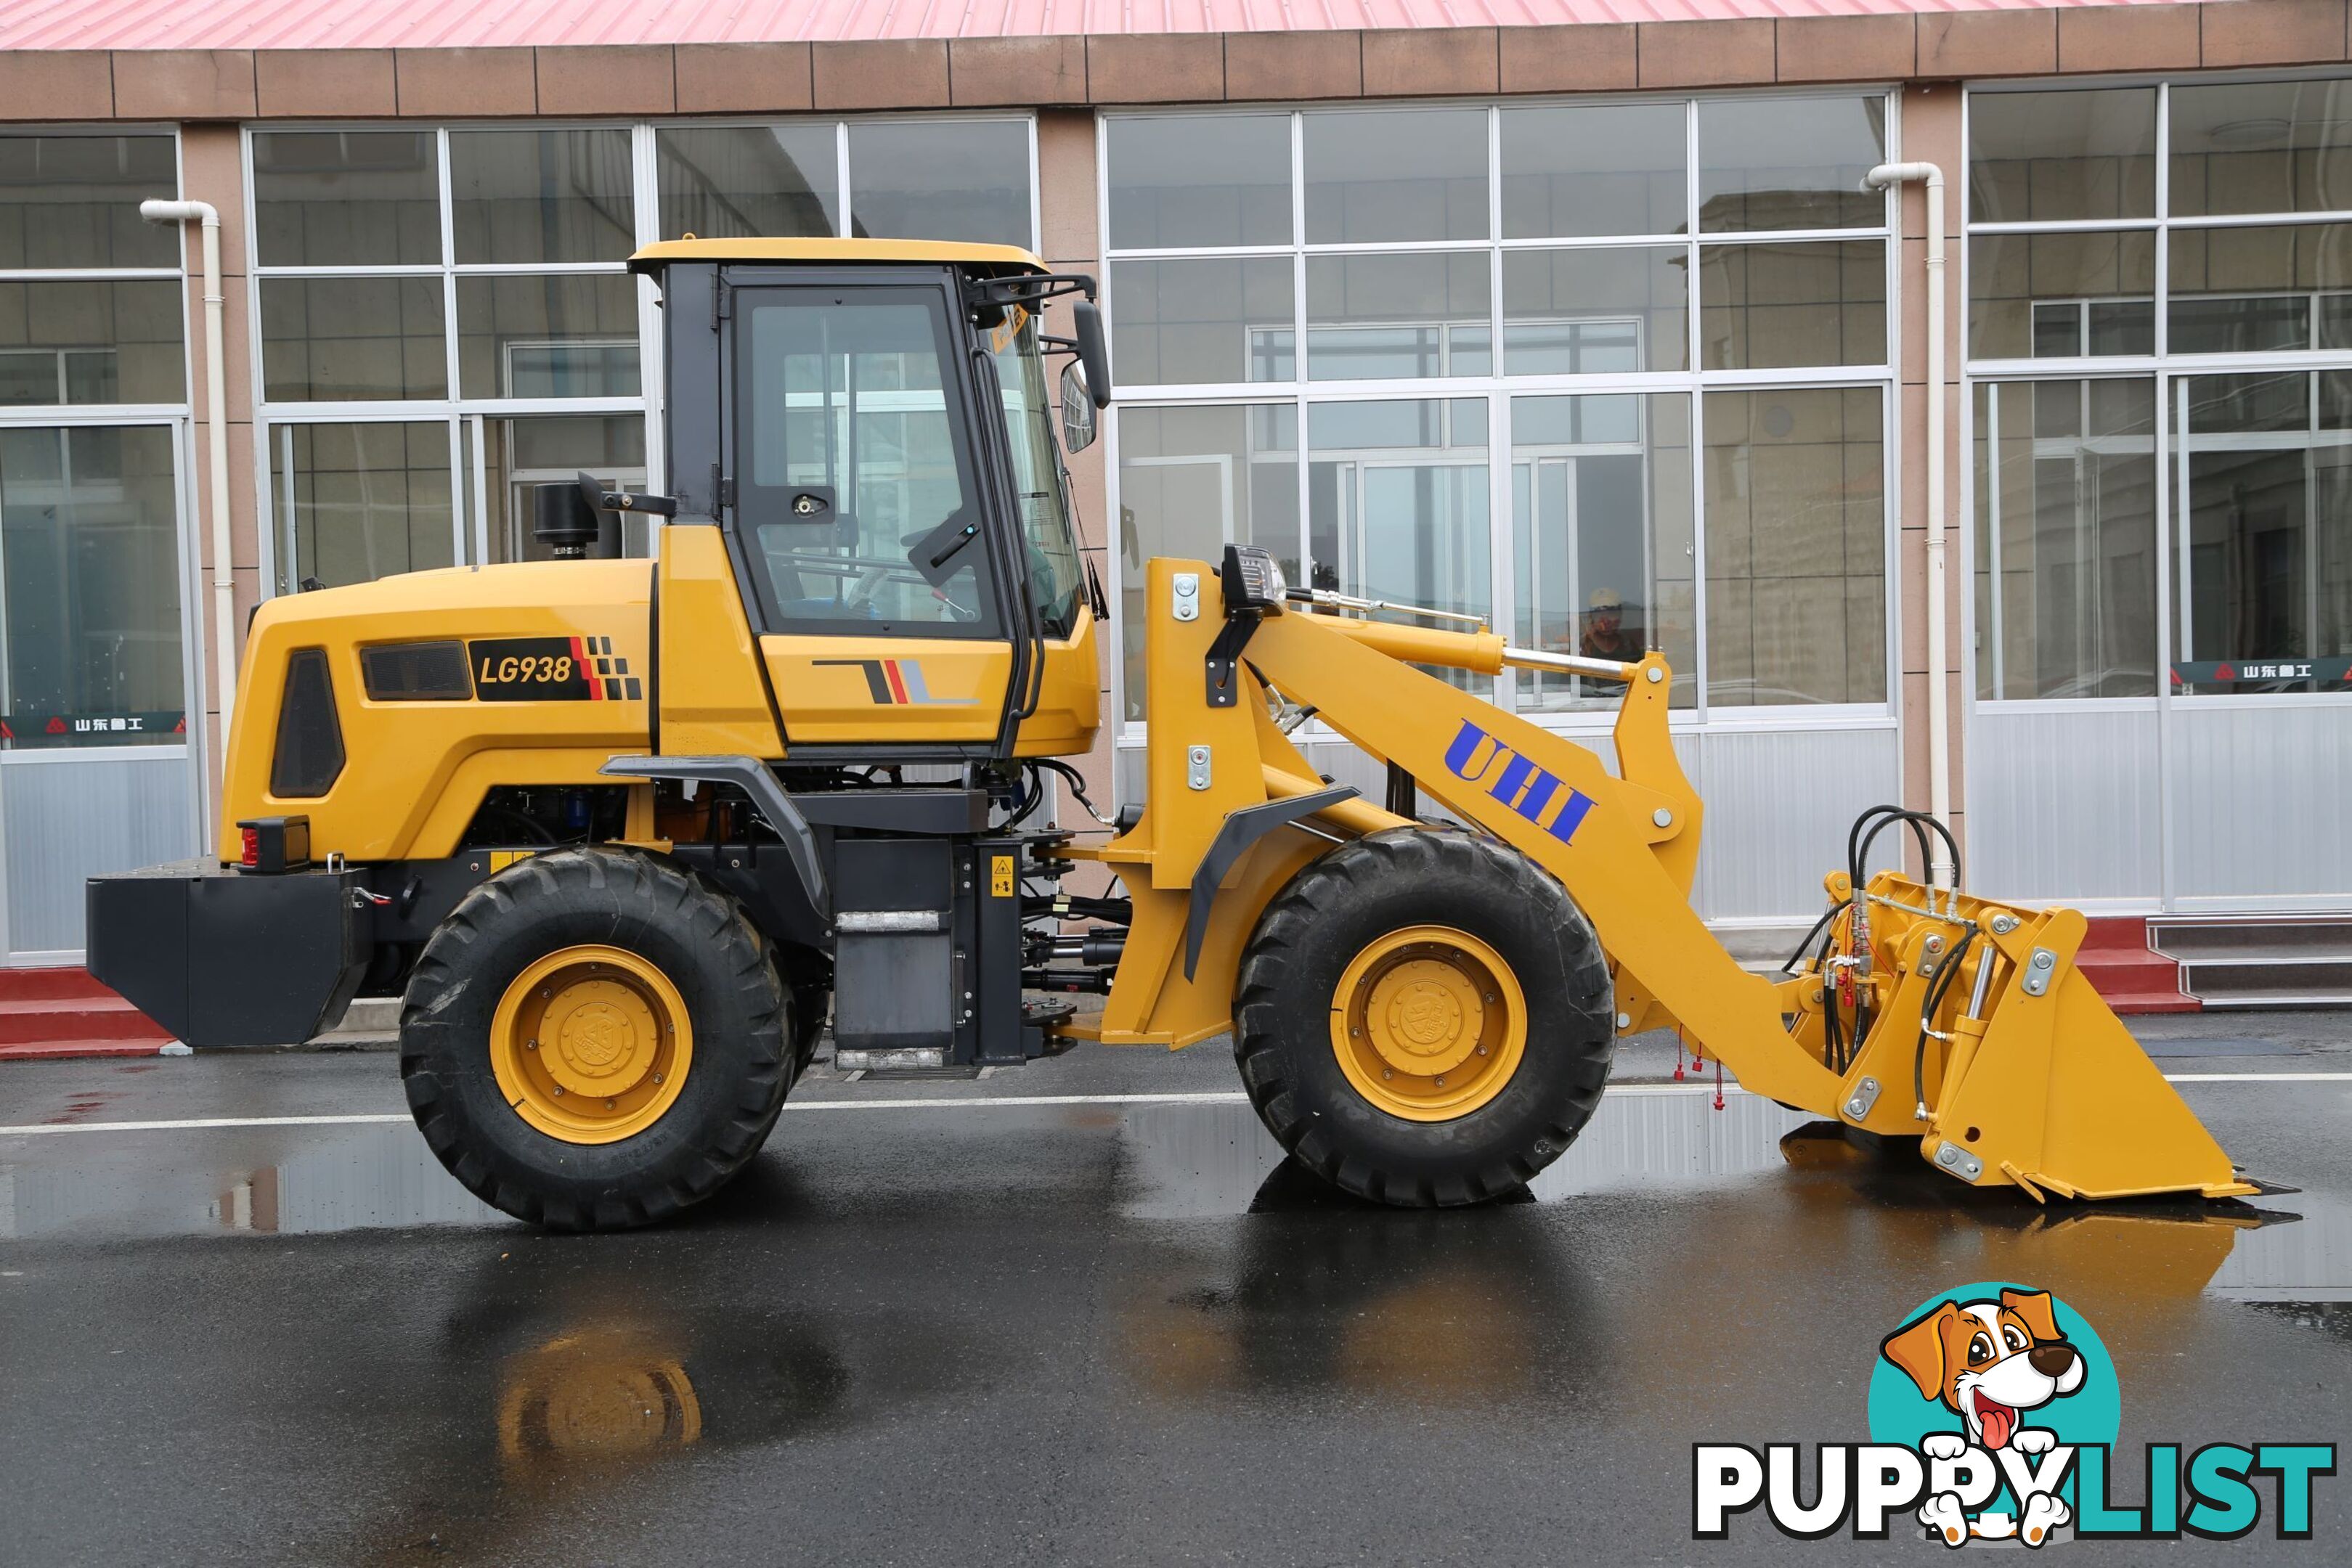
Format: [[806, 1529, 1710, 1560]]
[[0, 0, 2345, 962]]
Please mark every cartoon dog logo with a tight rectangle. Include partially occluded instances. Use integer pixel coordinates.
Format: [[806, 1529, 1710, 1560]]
[[1881, 1289, 2086, 1546]]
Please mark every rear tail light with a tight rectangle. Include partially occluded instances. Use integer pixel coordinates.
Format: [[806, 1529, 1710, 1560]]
[[235, 816, 311, 875]]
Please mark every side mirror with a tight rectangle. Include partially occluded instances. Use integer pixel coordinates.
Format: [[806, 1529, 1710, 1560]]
[[1059, 361, 1098, 454], [1070, 298, 1112, 409]]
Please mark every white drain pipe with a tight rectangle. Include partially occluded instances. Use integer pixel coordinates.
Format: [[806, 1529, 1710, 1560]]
[[1863, 162, 1952, 892], [140, 199, 235, 786]]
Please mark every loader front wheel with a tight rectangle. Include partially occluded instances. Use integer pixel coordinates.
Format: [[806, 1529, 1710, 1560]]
[[401, 848, 792, 1230], [1234, 828, 1613, 1206]]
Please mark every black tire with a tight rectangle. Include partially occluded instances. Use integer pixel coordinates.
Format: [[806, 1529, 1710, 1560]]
[[400, 847, 792, 1230], [1233, 828, 1614, 1206]]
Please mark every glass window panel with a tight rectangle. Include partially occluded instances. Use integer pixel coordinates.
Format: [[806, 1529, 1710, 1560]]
[[1968, 88, 2156, 224], [0, 134, 179, 270], [456, 273, 642, 400], [738, 290, 999, 637], [251, 130, 440, 267], [450, 129, 635, 265], [2168, 223, 2352, 354], [0, 280, 185, 406], [2171, 80, 2352, 220], [2171, 374, 2352, 693], [1107, 115, 1291, 250], [1968, 230, 2156, 360], [0, 425, 185, 745], [473, 415, 648, 564], [1115, 403, 1298, 719], [1972, 378, 2158, 700], [1502, 248, 1686, 375], [988, 312, 1086, 638], [1501, 103, 1687, 240], [1306, 401, 1491, 686], [1703, 387, 1887, 707], [1109, 258, 1294, 387], [1698, 241, 1886, 369], [1511, 393, 1695, 711], [1697, 97, 1887, 234], [269, 421, 454, 593], [260, 277, 447, 402], [656, 124, 839, 241], [1303, 109, 1488, 244], [847, 121, 1032, 248], [1305, 253, 1490, 381]]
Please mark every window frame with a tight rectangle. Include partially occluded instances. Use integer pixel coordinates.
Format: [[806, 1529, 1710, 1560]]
[[1962, 68, 2352, 714], [243, 113, 1041, 598], [1097, 91, 1905, 742], [0, 124, 201, 764]]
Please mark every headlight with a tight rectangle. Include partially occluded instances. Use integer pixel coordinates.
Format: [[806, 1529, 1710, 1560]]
[[1220, 544, 1287, 613]]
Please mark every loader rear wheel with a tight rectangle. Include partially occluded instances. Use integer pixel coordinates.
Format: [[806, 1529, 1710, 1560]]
[[401, 848, 792, 1230], [1234, 828, 1613, 1206]]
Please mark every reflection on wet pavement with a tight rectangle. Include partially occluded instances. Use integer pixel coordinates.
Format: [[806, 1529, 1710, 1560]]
[[1117, 1090, 1814, 1219], [1, 1122, 501, 1237], [4, 1088, 2345, 1313], [5, 1071, 2350, 1564]]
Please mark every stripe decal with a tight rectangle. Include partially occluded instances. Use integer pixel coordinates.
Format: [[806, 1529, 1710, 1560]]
[[569, 635, 603, 701], [812, 657, 975, 706]]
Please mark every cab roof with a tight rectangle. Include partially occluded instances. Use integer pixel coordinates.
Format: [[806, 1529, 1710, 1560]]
[[629, 237, 1047, 276]]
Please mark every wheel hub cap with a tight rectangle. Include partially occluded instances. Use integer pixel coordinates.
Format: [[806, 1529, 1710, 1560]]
[[1330, 925, 1529, 1123], [491, 945, 693, 1145]]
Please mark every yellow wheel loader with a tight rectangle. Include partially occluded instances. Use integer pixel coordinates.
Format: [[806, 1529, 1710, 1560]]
[[87, 240, 2258, 1229]]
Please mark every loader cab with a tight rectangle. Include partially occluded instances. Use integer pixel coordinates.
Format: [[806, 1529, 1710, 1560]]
[[631, 240, 1108, 761]]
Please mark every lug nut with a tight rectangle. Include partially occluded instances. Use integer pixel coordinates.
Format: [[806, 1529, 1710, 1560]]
[[1476, 1045, 1488, 1056], [551, 1085, 565, 1097], [651, 1071, 664, 1085], [1383, 1069, 1393, 1080], [525, 1038, 538, 1050], [1434, 1076, 1446, 1087], [605, 1098, 616, 1109]]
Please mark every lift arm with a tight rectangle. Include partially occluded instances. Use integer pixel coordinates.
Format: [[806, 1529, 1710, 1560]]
[[1094, 555, 2253, 1203]]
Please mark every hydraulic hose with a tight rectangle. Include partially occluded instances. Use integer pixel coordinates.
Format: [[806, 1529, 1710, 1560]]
[[1912, 928, 1977, 1120]]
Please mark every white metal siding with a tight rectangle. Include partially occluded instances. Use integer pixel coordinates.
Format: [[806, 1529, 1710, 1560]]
[[2169, 704, 2352, 909], [1967, 706, 2162, 907], [1119, 721, 1897, 923], [2, 754, 198, 957]]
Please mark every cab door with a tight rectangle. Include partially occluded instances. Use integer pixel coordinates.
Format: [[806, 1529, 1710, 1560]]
[[731, 278, 1013, 748]]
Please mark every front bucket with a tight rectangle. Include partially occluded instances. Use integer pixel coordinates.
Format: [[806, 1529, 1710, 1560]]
[[1926, 908, 2254, 1201]]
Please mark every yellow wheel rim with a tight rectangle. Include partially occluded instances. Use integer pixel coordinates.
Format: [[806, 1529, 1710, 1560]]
[[489, 944, 693, 1145], [1330, 925, 1527, 1122]]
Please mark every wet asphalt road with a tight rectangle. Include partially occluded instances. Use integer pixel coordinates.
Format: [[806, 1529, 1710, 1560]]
[[2, 1021, 2349, 1566]]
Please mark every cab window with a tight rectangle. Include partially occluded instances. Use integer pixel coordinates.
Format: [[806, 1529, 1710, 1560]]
[[987, 311, 1086, 638], [738, 288, 1000, 637]]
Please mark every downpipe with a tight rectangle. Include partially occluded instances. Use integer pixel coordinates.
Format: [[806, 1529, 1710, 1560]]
[[1861, 163, 1953, 896], [141, 200, 235, 796]]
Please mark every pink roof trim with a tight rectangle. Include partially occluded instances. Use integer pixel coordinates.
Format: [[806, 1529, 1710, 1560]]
[[1, 0, 2203, 53]]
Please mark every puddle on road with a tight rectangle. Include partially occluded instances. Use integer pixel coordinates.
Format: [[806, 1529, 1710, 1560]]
[[0, 1122, 503, 1238], [1116, 1090, 1813, 1220], [1, 1089, 2344, 1307]]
